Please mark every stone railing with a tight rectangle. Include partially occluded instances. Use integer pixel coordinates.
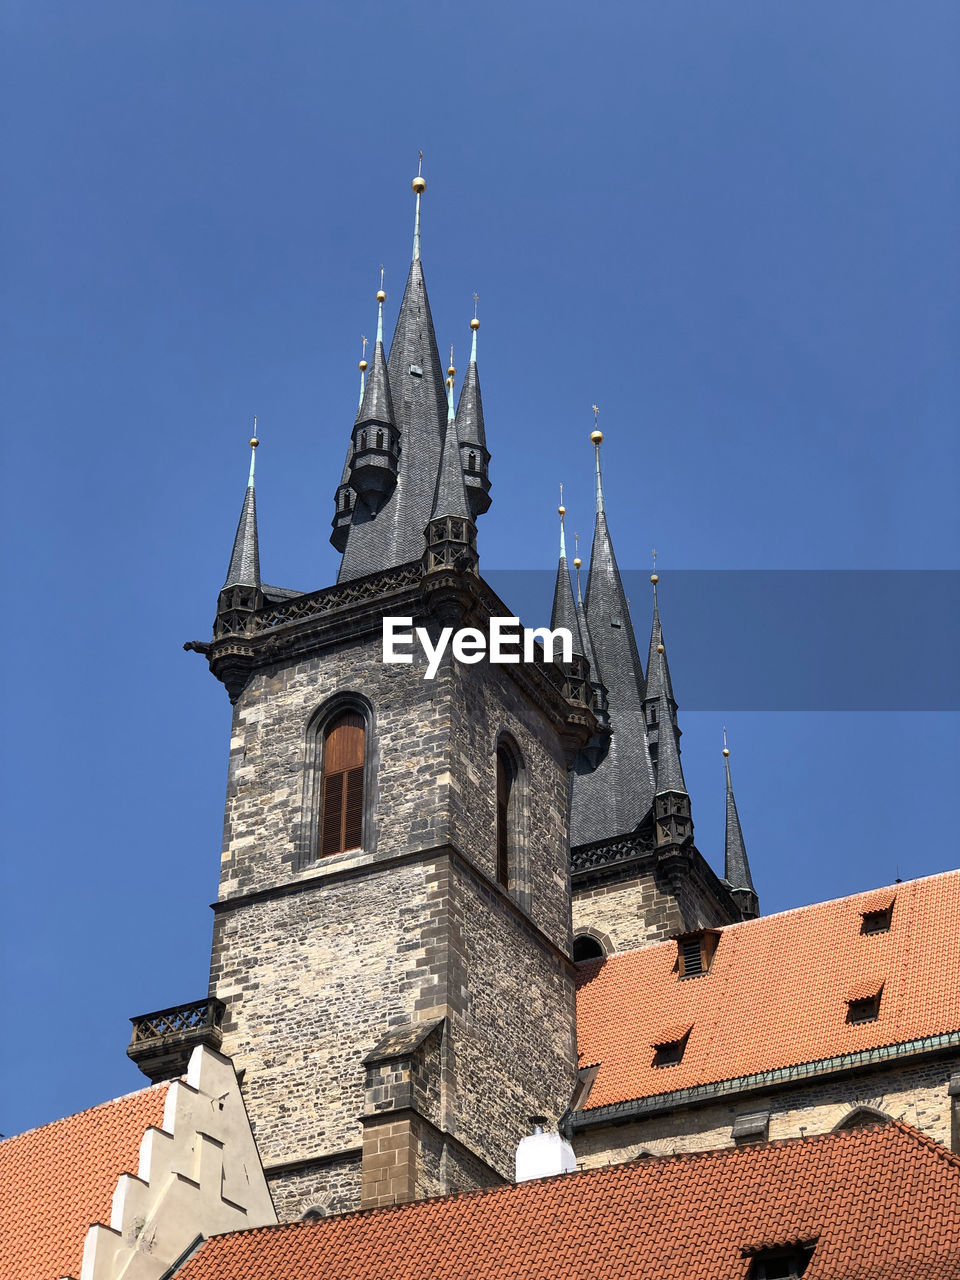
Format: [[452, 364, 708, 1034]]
[[570, 830, 656, 876], [128, 998, 226, 1082], [249, 563, 422, 634]]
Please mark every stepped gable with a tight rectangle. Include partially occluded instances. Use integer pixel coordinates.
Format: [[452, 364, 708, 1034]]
[[575, 870, 960, 1111], [0, 1083, 170, 1280], [171, 1122, 960, 1280]]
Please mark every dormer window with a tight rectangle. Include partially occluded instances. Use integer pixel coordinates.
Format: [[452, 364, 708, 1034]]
[[651, 1023, 691, 1067], [846, 980, 883, 1024], [745, 1242, 816, 1278], [674, 929, 721, 979], [860, 893, 895, 934]]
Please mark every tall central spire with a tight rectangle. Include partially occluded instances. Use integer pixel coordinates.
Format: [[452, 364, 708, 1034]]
[[335, 167, 451, 582], [571, 424, 655, 846]]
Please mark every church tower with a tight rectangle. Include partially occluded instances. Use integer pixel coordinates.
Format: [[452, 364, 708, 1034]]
[[186, 174, 598, 1221], [564, 430, 757, 956]]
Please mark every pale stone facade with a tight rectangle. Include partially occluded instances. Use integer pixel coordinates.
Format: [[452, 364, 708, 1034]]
[[573, 1055, 960, 1168], [81, 1046, 276, 1280]]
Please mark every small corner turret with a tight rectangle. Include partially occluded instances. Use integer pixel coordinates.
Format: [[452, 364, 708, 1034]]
[[215, 427, 264, 638], [723, 731, 759, 919]]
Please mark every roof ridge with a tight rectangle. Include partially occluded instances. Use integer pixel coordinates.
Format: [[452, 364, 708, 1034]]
[[0, 1080, 171, 1145]]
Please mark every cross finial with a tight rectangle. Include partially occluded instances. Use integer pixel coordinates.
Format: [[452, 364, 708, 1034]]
[[592, 404, 599, 429], [559, 482, 564, 507], [418, 150, 423, 177], [473, 292, 479, 320], [361, 335, 368, 359], [379, 264, 385, 291], [574, 531, 579, 556]]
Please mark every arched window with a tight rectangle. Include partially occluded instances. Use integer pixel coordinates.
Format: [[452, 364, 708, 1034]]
[[468, 450, 477, 472], [359, 430, 368, 450], [496, 747, 515, 888], [376, 429, 384, 449], [573, 934, 605, 963], [319, 711, 365, 856]]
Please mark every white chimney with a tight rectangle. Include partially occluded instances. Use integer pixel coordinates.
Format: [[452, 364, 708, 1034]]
[[515, 1116, 577, 1182]]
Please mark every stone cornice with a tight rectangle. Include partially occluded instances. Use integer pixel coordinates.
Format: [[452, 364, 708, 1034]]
[[568, 1031, 960, 1132], [212, 842, 575, 968]]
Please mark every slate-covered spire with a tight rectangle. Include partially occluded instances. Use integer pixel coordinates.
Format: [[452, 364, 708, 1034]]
[[330, 340, 366, 553], [643, 567, 681, 780], [455, 303, 491, 518], [570, 421, 655, 846], [224, 429, 261, 590], [337, 169, 449, 583], [216, 426, 265, 637], [347, 279, 400, 512], [572, 544, 610, 730], [550, 494, 580, 645], [652, 644, 693, 850], [723, 732, 759, 918], [423, 355, 477, 573]]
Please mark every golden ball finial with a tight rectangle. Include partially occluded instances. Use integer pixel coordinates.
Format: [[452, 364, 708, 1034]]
[[573, 557, 582, 569], [722, 747, 730, 757], [470, 317, 480, 331], [558, 504, 566, 516], [650, 572, 659, 585], [412, 175, 426, 195], [656, 643, 665, 654], [376, 289, 386, 303], [446, 375, 453, 389], [358, 359, 368, 372], [249, 437, 259, 449], [590, 430, 603, 445], [448, 364, 456, 378]]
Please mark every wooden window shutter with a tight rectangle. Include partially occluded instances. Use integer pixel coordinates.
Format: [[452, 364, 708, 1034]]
[[320, 712, 365, 855], [496, 750, 510, 888]]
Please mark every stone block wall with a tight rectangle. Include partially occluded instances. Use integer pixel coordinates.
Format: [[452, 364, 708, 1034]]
[[572, 847, 739, 955], [573, 1054, 960, 1168], [209, 597, 579, 1220]]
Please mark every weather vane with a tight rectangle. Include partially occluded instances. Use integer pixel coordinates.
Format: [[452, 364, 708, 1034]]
[[361, 335, 368, 360]]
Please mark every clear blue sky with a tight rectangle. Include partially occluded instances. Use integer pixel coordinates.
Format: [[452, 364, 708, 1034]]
[[1, 2, 957, 1138]]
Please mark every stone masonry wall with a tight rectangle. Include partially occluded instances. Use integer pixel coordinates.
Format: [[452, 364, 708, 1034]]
[[572, 851, 737, 955], [573, 1054, 959, 1168], [209, 600, 578, 1218]]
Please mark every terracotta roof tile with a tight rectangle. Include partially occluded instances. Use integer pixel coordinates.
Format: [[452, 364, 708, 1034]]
[[576, 870, 960, 1110], [0, 1082, 170, 1280], [173, 1123, 960, 1280]]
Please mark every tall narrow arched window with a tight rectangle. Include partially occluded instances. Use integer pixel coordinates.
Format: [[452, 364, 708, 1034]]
[[496, 749, 512, 888], [320, 711, 365, 856]]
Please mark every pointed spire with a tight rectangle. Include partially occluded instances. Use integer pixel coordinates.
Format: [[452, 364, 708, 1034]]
[[572, 424, 655, 846], [644, 559, 681, 775], [455, 298, 491, 518], [223, 423, 262, 590], [723, 731, 757, 905], [429, 355, 470, 522], [654, 645, 686, 797], [356, 274, 395, 427], [551, 491, 581, 647], [412, 152, 425, 261]]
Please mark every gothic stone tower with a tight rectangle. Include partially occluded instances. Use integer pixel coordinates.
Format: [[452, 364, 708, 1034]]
[[188, 180, 597, 1221]]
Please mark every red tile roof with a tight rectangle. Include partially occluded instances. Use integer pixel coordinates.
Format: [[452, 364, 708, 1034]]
[[0, 1082, 170, 1280], [576, 870, 960, 1110], [173, 1122, 960, 1280]]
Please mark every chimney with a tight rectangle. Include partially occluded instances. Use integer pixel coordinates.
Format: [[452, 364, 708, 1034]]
[[515, 1116, 577, 1182]]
